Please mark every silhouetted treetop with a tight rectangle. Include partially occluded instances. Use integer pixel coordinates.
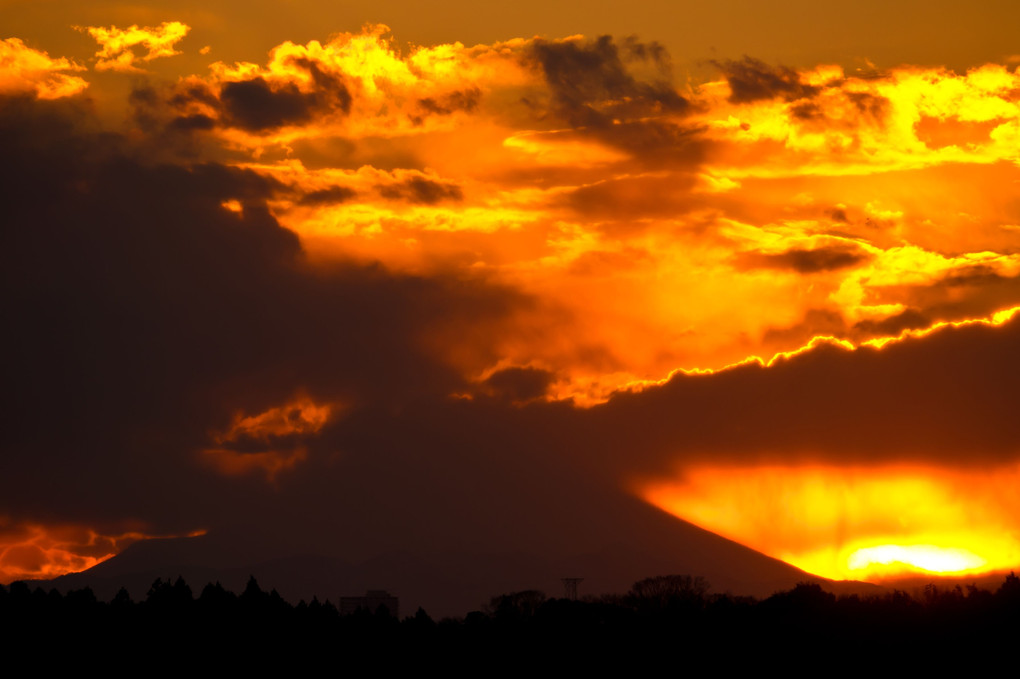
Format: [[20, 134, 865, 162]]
[[628, 574, 709, 607]]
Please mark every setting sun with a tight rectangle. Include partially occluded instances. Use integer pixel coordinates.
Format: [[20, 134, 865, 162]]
[[643, 463, 1020, 581]]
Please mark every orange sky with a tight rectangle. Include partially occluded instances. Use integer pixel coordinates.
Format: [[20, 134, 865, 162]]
[[4, 1, 1020, 588]]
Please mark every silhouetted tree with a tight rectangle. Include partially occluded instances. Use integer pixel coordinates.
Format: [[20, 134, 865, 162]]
[[241, 575, 266, 603], [199, 581, 236, 608], [64, 587, 98, 616], [998, 571, 1020, 601], [488, 590, 546, 622], [112, 587, 133, 609], [145, 576, 194, 613], [628, 574, 708, 608], [405, 606, 436, 630]]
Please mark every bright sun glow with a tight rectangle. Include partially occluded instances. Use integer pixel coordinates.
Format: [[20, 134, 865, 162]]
[[641, 464, 1020, 581], [847, 544, 986, 573]]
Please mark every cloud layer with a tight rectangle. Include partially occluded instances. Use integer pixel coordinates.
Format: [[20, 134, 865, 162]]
[[4, 23, 1020, 585]]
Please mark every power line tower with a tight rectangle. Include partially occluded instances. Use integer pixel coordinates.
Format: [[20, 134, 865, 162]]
[[561, 577, 583, 600]]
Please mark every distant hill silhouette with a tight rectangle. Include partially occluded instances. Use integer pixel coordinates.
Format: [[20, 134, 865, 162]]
[[35, 497, 873, 616]]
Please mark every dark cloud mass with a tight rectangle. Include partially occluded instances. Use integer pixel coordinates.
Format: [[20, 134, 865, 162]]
[[169, 113, 217, 131], [298, 185, 358, 206], [587, 314, 1020, 476], [220, 78, 320, 130], [846, 91, 889, 120], [221, 56, 353, 131], [714, 56, 819, 104], [734, 245, 871, 273], [531, 36, 688, 129], [851, 308, 931, 337], [0, 94, 523, 531], [219, 71, 351, 132], [414, 87, 481, 121], [5, 95, 1017, 514], [862, 268, 1020, 331], [524, 36, 710, 169], [378, 176, 464, 204], [145, 57, 354, 134], [482, 366, 556, 402]]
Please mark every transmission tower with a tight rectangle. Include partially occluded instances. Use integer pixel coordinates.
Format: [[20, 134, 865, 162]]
[[561, 577, 584, 600]]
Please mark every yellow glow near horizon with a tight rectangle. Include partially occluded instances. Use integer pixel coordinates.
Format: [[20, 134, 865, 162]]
[[847, 545, 986, 574], [642, 464, 1020, 581]]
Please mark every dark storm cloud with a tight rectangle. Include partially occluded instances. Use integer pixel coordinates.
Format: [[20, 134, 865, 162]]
[[621, 36, 671, 67], [532, 35, 687, 124], [219, 80, 344, 132], [0, 94, 525, 530], [851, 308, 931, 337], [482, 366, 556, 402], [527, 35, 704, 166], [858, 266, 1020, 332], [846, 91, 889, 120], [790, 90, 890, 127], [583, 313, 1020, 476], [378, 176, 464, 204], [713, 56, 819, 104], [168, 82, 221, 109], [138, 56, 353, 135], [297, 185, 358, 206], [169, 113, 217, 131], [598, 119, 706, 167], [307, 300, 1020, 495], [413, 87, 481, 123], [220, 78, 319, 130], [762, 306, 931, 351], [127, 82, 222, 160], [935, 265, 1007, 288], [760, 263, 1020, 351], [789, 100, 824, 121], [217, 57, 352, 132], [734, 245, 871, 273], [531, 35, 685, 127]]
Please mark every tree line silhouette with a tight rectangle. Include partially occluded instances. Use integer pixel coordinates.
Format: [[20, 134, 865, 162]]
[[4, 572, 1020, 669]]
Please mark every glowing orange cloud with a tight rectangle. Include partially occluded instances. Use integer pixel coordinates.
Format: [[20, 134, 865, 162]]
[[698, 62, 1020, 179], [0, 521, 205, 584], [0, 38, 88, 99], [190, 23, 532, 150], [202, 447, 309, 481], [77, 21, 190, 72], [190, 30, 1020, 405], [618, 306, 1020, 402], [200, 397, 334, 481], [83, 26, 1020, 405], [630, 308, 1020, 580], [642, 464, 1020, 581], [218, 398, 332, 440]]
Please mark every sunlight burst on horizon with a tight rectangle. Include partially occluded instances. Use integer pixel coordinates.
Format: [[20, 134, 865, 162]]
[[643, 462, 1020, 581]]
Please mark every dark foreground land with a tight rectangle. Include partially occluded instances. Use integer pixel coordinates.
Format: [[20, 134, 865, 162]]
[[4, 573, 1019, 670]]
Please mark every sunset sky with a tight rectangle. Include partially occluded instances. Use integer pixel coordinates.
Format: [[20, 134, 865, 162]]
[[4, 0, 1020, 593]]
